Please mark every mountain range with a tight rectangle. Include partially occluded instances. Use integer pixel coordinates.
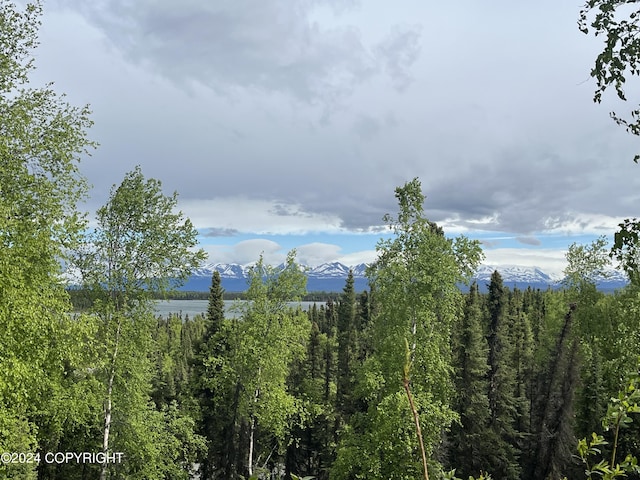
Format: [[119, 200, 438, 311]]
[[181, 261, 629, 293]]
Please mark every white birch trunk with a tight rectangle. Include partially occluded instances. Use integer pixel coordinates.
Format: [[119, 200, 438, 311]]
[[100, 319, 121, 480]]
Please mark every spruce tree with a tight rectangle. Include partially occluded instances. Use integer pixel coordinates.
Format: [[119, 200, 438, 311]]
[[206, 271, 225, 340], [528, 303, 580, 480], [193, 270, 239, 479], [448, 283, 492, 477], [485, 270, 520, 479], [336, 271, 357, 420], [321, 299, 338, 404], [504, 290, 532, 431]]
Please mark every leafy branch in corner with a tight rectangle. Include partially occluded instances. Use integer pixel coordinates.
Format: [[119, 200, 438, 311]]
[[574, 358, 640, 479]]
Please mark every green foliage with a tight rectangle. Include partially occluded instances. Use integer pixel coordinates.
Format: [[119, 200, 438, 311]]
[[235, 252, 309, 440], [0, 0, 95, 463], [448, 284, 493, 478], [579, 0, 640, 162], [484, 272, 521, 479], [333, 178, 483, 479], [336, 271, 357, 420], [576, 359, 640, 479], [444, 470, 493, 480], [564, 236, 611, 290], [77, 165, 206, 301], [73, 167, 206, 479], [196, 251, 310, 477], [611, 218, 640, 285], [206, 270, 225, 338]]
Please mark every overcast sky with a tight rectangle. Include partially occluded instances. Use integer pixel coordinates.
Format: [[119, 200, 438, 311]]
[[25, 0, 640, 277]]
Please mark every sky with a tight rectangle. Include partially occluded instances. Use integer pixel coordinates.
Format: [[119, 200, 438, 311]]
[[22, 0, 640, 278]]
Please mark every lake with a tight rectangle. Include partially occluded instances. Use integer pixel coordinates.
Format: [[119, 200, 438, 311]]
[[153, 300, 321, 318]]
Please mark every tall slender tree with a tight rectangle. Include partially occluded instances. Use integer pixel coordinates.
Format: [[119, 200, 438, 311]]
[[0, 2, 95, 477], [485, 270, 520, 479], [194, 269, 238, 479], [447, 283, 492, 477], [528, 304, 581, 480], [205, 271, 225, 340], [76, 166, 206, 480], [336, 271, 357, 421], [332, 178, 483, 480]]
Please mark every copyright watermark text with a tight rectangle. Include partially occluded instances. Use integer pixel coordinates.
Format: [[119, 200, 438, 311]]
[[1, 451, 124, 465]]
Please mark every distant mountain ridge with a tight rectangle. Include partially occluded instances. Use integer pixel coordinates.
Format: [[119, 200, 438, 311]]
[[181, 261, 630, 293], [185, 261, 370, 292]]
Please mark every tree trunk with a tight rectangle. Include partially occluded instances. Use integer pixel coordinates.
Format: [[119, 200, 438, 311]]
[[100, 318, 121, 480], [247, 382, 260, 477], [403, 376, 429, 480], [248, 415, 256, 477]]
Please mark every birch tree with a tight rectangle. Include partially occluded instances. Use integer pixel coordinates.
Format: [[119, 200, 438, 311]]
[[76, 166, 205, 479], [332, 178, 483, 480], [230, 252, 309, 478], [0, 1, 95, 477]]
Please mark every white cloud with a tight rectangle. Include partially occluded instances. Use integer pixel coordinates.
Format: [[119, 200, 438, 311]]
[[294, 242, 379, 266], [203, 239, 284, 266], [181, 197, 345, 235], [295, 242, 343, 266]]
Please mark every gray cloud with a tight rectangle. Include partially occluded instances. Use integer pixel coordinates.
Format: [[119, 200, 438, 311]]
[[200, 227, 239, 238], [270, 204, 310, 217], [374, 24, 422, 91], [516, 236, 542, 246], [60, 0, 380, 106], [480, 239, 501, 249], [352, 114, 382, 140], [33, 0, 640, 239]]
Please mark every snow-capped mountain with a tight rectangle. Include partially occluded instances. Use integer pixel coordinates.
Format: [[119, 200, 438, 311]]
[[474, 264, 559, 285], [575, 268, 629, 291], [307, 262, 367, 278], [473, 265, 629, 292], [182, 261, 369, 292], [192, 262, 248, 279], [181, 262, 629, 293]]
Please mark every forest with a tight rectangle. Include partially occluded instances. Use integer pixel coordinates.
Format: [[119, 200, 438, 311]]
[[2, 1, 640, 479]]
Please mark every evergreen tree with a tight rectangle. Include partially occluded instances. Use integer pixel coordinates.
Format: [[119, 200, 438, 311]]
[[356, 289, 374, 364], [205, 271, 225, 340], [505, 288, 534, 441], [193, 269, 240, 479], [284, 318, 336, 480], [336, 271, 357, 420], [322, 300, 338, 404], [485, 270, 520, 479], [528, 303, 581, 480], [447, 283, 492, 477]]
